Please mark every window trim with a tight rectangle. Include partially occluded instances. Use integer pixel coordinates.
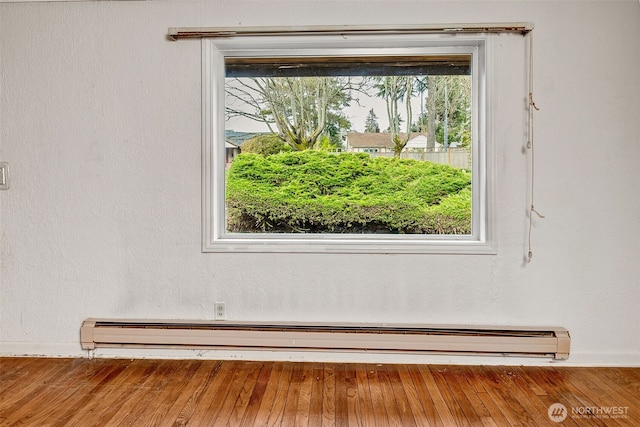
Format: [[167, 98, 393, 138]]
[[202, 33, 496, 254]]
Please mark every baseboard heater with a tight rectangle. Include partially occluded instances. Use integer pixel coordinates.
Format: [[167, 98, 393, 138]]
[[80, 319, 570, 360]]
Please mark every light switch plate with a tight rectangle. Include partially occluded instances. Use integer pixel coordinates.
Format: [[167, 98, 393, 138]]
[[0, 162, 8, 190]]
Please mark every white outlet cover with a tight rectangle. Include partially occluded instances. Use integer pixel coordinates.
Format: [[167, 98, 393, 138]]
[[215, 302, 226, 320]]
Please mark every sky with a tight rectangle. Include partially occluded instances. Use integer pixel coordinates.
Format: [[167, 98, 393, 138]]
[[225, 96, 394, 133]]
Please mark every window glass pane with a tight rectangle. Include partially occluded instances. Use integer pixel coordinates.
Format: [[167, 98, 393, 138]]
[[224, 56, 473, 236]]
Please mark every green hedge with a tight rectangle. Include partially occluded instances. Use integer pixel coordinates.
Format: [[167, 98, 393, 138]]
[[240, 134, 291, 156], [226, 151, 471, 234]]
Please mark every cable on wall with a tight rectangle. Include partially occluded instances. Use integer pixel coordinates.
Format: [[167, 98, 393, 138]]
[[526, 31, 544, 263]]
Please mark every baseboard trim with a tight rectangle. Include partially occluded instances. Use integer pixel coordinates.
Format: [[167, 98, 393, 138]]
[[1, 342, 638, 366], [0, 342, 84, 357]]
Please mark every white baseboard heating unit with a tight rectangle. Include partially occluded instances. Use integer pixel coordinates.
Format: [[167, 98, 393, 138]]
[[81, 319, 570, 360]]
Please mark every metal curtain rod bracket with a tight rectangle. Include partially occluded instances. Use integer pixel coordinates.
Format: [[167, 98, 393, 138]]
[[167, 23, 534, 41]]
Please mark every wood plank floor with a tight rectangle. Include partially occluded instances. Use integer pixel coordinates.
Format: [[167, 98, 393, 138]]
[[1, 358, 638, 426]]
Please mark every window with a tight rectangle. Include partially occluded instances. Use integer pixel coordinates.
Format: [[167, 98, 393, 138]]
[[202, 31, 495, 253]]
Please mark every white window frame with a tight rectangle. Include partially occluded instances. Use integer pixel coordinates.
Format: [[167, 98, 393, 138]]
[[202, 33, 495, 254]]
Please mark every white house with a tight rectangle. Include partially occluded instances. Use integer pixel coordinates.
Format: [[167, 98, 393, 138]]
[[346, 132, 456, 153]]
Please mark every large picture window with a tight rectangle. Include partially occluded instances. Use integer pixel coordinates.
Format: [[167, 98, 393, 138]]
[[202, 32, 494, 253]]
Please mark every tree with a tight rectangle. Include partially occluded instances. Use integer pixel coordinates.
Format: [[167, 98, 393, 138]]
[[426, 76, 437, 149], [226, 76, 354, 151], [323, 111, 350, 149], [413, 76, 429, 133], [420, 75, 472, 150], [375, 76, 415, 157], [427, 76, 472, 149], [364, 108, 380, 133]]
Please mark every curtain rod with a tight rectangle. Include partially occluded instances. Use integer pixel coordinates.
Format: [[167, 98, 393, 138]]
[[168, 23, 534, 41]]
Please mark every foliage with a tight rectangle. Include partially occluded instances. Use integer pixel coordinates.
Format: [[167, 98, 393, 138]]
[[364, 108, 380, 133], [413, 75, 472, 149], [240, 134, 291, 156], [226, 77, 355, 151], [374, 76, 415, 157], [322, 111, 350, 149], [313, 134, 337, 152], [426, 75, 472, 148], [226, 151, 471, 234]]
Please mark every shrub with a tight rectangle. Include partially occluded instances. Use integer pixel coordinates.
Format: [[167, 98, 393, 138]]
[[240, 133, 291, 156], [226, 151, 471, 234]]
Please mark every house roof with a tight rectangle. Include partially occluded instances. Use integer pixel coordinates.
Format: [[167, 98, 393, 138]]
[[225, 130, 267, 146], [347, 132, 428, 149], [347, 132, 398, 149]]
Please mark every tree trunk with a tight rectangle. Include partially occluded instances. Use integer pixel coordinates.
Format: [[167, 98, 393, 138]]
[[426, 76, 437, 150]]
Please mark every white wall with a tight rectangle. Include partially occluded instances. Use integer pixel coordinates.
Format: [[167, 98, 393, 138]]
[[1, 0, 638, 366]]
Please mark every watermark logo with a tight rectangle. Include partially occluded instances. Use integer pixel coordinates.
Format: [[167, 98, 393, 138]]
[[548, 403, 568, 423], [548, 403, 630, 422]]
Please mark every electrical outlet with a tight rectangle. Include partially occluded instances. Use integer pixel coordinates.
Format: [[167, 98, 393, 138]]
[[214, 302, 226, 320]]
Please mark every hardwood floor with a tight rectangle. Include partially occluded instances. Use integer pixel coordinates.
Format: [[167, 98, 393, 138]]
[[1, 358, 638, 426]]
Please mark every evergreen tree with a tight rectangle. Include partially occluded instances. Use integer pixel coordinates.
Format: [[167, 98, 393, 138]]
[[364, 108, 380, 133]]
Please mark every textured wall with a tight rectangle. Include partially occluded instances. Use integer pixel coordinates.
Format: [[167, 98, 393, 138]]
[[1, 1, 638, 365]]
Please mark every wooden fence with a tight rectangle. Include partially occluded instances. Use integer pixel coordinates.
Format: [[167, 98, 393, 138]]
[[373, 148, 471, 170]]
